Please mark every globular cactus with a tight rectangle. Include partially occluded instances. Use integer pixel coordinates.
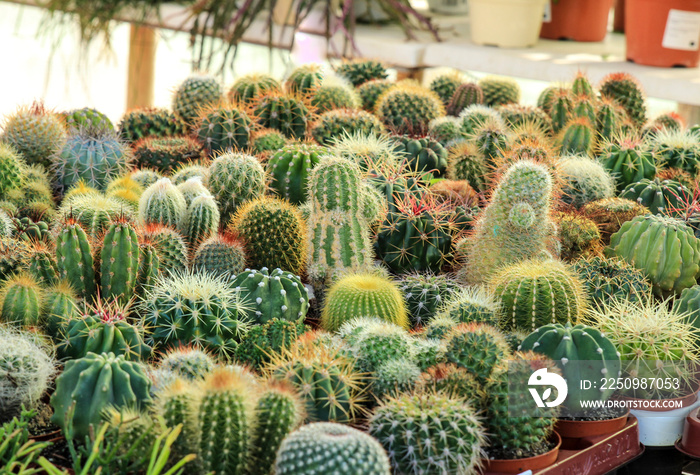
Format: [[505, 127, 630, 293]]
[[0, 236, 30, 281], [556, 211, 602, 261], [142, 224, 189, 272], [581, 197, 649, 244], [321, 273, 408, 332], [410, 337, 446, 371], [172, 163, 208, 185], [458, 104, 504, 135], [0, 273, 42, 327], [599, 72, 647, 128], [235, 318, 307, 370], [176, 176, 210, 207], [358, 79, 393, 112], [254, 93, 311, 139], [182, 193, 220, 250], [620, 178, 688, 215], [138, 177, 187, 228], [140, 270, 251, 357], [336, 59, 388, 87], [228, 73, 281, 105], [369, 391, 485, 475], [418, 363, 486, 408], [606, 214, 700, 296], [251, 128, 287, 157], [285, 64, 324, 95], [674, 285, 700, 330], [58, 192, 135, 239], [206, 152, 266, 222], [398, 273, 461, 328], [443, 322, 511, 385], [392, 135, 448, 177], [428, 117, 463, 145], [56, 218, 96, 300], [100, 218, 140, 304], [276, 422, 391, 475], [0, 327, 55, 418], [519, 322, 621, 412], [647, 111, 685, 135], [0, 210, 13, 237], [50, 351, 152, 439], [159, 346, 216, 381], [52, 128, 132, 194], [133, 136, 203, 173], [371, 359, 422, 399], [342, 319, 414, 374], [490, 259, 587, 332], [267, 143, 324, 205], [193, 233, 247, 277], [230, 197, 307, 276], [311, 82, 360, 114], [429, 73, 464, 107], [435, 286, 501, 326], [558, 117, 596, 156], [0, 143, 25, 197], [330, 132, 401, 170], [131, 168, 162, 189], [446, 140, 487, 193], [375, 83, 444, 133], [195, 103, 253, 156], [118, 107, 185, 144], [2, 101, 66, 168], [172, 74, 223, 125], [230, 267, 308, 324], [56, 299, 150, 361], [572, 255, 651, 306], [559, 155, 615, 209], [469, 116, 509, 167], [63, 107, 113, 133], [311, 109, 382, 147], [478, 76, 521, 107], [446, 82, 484, 116], [41, 280, 79, 339], [462, 161, 557, 285]]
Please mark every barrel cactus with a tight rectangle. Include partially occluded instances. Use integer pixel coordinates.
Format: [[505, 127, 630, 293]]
[[599, 134, 656, 192], [285, 64, 324, 95], [620, 178, 688, 215], [478, 76, 521, 107], [2, 101, 67, 168], [398, 273, 461, 328], [311, 83, 360, 114], [172, 74, 222, 125], [118, 108, 185, 144], [559, 155, 615, 209], [599, 72, 647, 128], [182, 193, 220, 250], [206, 152, 266, 222], [267, 142, 325, 205], [133, 136, 203, 173], [64, 107, 113, 133], [138, 177, 187, 228], [358, 79, 393, 112], [572, 255, 651, 305], [446, 82, 484, 116], [0, 273, 42, 327], [195, 103, 253, 156], [193, 233, 247, 278], [229, 268, 308, 324], [254, 93, 310, 140], [336, 59, 387, 87], [375, 83, 444, 133], [652, 129, 700, 174], [228, 73, 281, 104], [391, 135, 448, 177]]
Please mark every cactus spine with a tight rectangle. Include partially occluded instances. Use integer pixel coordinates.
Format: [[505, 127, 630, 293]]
[[100, 218, 139, 304], [56, 218, 96, 300]]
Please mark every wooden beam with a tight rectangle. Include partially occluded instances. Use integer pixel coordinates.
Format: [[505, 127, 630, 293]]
[[126, 25, 157, 110]]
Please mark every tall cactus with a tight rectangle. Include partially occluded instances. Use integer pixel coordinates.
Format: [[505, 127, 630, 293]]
[[100, 218, 139, 304], [56, 218, 96, 300]]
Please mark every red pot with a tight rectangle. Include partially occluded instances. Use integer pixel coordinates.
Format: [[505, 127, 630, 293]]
[[626, 0, 700, 67], [677, 407, 700, 459], [483, 432, 561, 474], [614, 0, 626, 32], [555, 410, 630, 439], [540, 0, 615, 42]]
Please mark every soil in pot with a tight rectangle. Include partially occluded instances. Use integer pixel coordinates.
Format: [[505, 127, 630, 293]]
[[484, 432, 561, 473], [540, 0, 615, 42], [556, 406, 629, 439]]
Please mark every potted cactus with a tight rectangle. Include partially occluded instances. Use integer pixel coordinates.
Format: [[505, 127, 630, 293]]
[[469, 0, 549, 48], [540, 0, 615, 42]]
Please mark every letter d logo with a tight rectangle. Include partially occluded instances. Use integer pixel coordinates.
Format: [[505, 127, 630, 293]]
[[528, 368, 568, 408]]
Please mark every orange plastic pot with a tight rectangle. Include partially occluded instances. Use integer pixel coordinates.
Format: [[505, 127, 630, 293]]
[[626, 0, 700, 67], [540, 0, 615, 42], [614, 0, 626, 32]]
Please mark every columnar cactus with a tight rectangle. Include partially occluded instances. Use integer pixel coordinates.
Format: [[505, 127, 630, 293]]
[[398, 273, 461, 327], [182, 194, 220, 250], [172, 74, 223, 125], [230, 268, 308, 324], [153, 379, 197, 458], [195, 103, 253, 156], [267, 143, 324, 204], [228, 73, 282, 104], [254, 93, 310, 139], [2, 101, 67, 168], [118, 108, 185, 144], [100, 218, 140, 304], [206, 152, 266, 222], [276, 423, 391, 475], [470, 116, 509, 167], [558, 117, 596, 156], [0, 273, 42, 327], [50, 352, 152, 439], [56, 218, 95, 300], [58, 192, 134, 239], [193, 233, 247, 277], [42, 281, 79, 339]]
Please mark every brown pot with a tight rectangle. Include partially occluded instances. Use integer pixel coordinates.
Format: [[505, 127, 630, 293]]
[[677, 407, 700, 459], [613, 0, 626, 32], [483, 432, 561, 474], [540, 0, 615, 42], [555, 410, 630, 438]]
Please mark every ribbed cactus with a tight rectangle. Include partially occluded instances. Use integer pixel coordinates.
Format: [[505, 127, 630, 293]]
[[100, 218, 139, 304], [435, 286, 501, 325], [458, 104, 504, 135], [133, 136, 203, 173], [399, 273, 461, 327], [321, 273, 408, 332], [620, 178, 688, 215], [595, 97, 627, 141], [195, 103, 253, 156], [651, 129, 700, 174], [558, 117, 596, 156], [58, 192, 134, 239], [131, 168, 162, 189], [143, 224, 189, 272], [228, 73, 281, 104], [0, 273, 42, 327], [41, 281, 79, 339], [479, 76, 521, 107], [311, 109, 382, 147], [254, 93, 310, 139], [50, 352, 152, 439], [153, 378, 196, 459], [369, 391, 485, 475], [172, 74, 223, 125], [276, 423, 390, 475], [572, 255, 651, 305], [118, 107, 185, 144], [470, 116, 509, 167], [599, 72, 647, 128], [375, 83, 444, 133], [159, 346, 216, 381], [462, 160, 557, 285], [267, 143, 324, 204], [336, 59, 388, 87], [56, 218, 95, 300], [446, 82, 484, 116], [392, 135, 448, 177], [286, 64, 324, 95], [606, 214, 700, 296], [358, 79, 393, 112], [138, 177, 187, 228], [371, 359, 422, 399], [429, 73, 464, 107], [2, 101, 66, 168], [673, 285, 700, 330], [559, 155, 615, 209], [446, 140, 487, 192], [556, 212, 602, 261], [341, 318, 415, 375], [330, 132, 401, 170], [176, 176, 210, 207], [443, 322, 511, 385], [311, 83, 360, 114], [193, 233, 247, 277], [234, 318, 307, 370], [64, 107, 113, 132], [230, 268, 308, 324], [490, 259, 587, 332], [206, 152, 266, 222], [182, 194, 220, 250], [580, 197, 649, 244], [251, 128, 287, 156]]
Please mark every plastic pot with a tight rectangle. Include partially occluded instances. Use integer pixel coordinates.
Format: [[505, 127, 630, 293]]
[[483, 431, 561, 473], [555, 410, 630, 438], [629, 391, 700, 446], [540, 0, 615, 42], [614, 0, 626, 32], [626, 0, 700, 68], [676, 407, 700, 458], [469, 0, 548, 48]]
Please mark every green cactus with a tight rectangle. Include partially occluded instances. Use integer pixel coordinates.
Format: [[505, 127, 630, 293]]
[[27, 243, 58, 286], [138, 177, 187, 228], [470, 116, 509, 167], [182, 194, 220, 250], [606, 214, 700, 296], [193, 233, 247, 277], [498, 104, 552, 134], [336, 59, 387, 87], [478, 76, 521, 107], [176, 176, 210, 207], [195, 103, 253, 156], [41, 280, 79, 339], [140, 270, 251, 357], [391, 135, 448, 177], [321, 273, 408, 332], [106, 175, 143, 208], [143, 224, 189, 272], [330, 132, 401, 170], [206, 152, 266, 222], [251, 128, 287, 156], [558, 117, 596, 156], [234, 318, 307, 369], [0, 236, 30, 281], [446, 82, 484, 116], [581, 197, 650, 244], [358, 79, 393, 112], [595, 97, 627, 141], [286, 64, 324, 95], [418, 363, 486, 407], [435, 286, 501, 326], [537, 85, 567, 113], [0, 210, 12, 238], [63, 107, 113, 133], [458, 104, 504, 135], [343, 319, 414, 374], [490, 259, 587, 332], [311, 109, 382, 146], [0, 273, 42, 327], [228, 73, 281, 104], [427, 117, 463, 146], [673, 285, 700, 330], [547, 89, 574, 133], [311, 82, 360, 114], [130, 168, 162, 189], [398, 273, 461, 328], [571, 95, 597, 125], [446, 140, 487, 192], [160, 346, 216, 381], [254, 93, 310, 139], [133, 136, 203, 173], [267, 142, 325, 204], [429, 73, 464, 107], [118, 108, 185, 144], [2, 101, 66, 168], [556, 212, 602, 261], [100, 218, 139, 304], [172, 74, 223, 125], [56, 218, 96, 300], [58, 192, 135, 239], [153, 378, 197, 459], [50, 352, 152, 439], [443, 322, 511, 385], [652, 129, 700, 174], [276, 422, 390, 475], [371, 359, 421, 399], [369, 391, 485, 475], [462, 161, 557, 285], [375, 83, 444, 133], [559, 155, 615, 209], [572, 255, 651, 306], [0, 143, 25, 197], [599, 72, 647, 128], [230, 267, 308, 324], [620, 178, 688, 215], [172, 163, 208, 185]]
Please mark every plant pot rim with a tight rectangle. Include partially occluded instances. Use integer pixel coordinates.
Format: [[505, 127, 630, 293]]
[[675, 438, 700, 460], [483, 431, 561, 473], [556, 409, 630, 438]]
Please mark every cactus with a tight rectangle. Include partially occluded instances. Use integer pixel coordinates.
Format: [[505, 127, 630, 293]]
[[138, 177, 187, 228], [547, 89, 574, 133], [652, 129, 700, 174], [491, 259, 587, 332], [446, 140, 487, 192], [0, 327, 55, 417], [153, 378, 196, 459], [599, 72, 647, 128], [336, 59, 388, 87], [27, 242, 58, 286], [343, 319, 414, 374], [443, 322, 511, 385], [182, 194, 220, 250], [391, 135, 448, 177], [559, 155, 615, 209], [176, 176, 210, 207], [371, 359, 422, 399], [479, 76, 521, 107], [228, 73, 281, 104], [106, 175, 144, 208], [498, 104, 552, 134], [234, 318, 307, 369], [267, 142, 325, 204], [435, 286, 501, 326], [41, 281, 79, 339], [427, 117, 463, 146], [311, 109, 382, 146], [230, 268, 308, 324], [133, 136, 203, 173], [458, 104, 504, 135], [470, 116, 509, 167], [429, 73, 464, 107], [172, 74, 222, 125], [321, 273, 408, 332], [254, 93, 310, 139], [172, 163, 208, 185], [136, 239, 160, 296], [581, 197, 649, 244], [118, 108, 185, 144], [56, 299, 150, 361], [369, 391, 485, 475], [50, 352, 152, 439], [606, 214, 700, 296], [0, 143, 25, 197], [52, 128, 132, 193], [311, 83, 360, 114], [140, 270, 251, 357], [462, 161, 557, 285], [418, 363, 486, 407], [573, 256, 650, 306], [193, 233, 247, 277], [558, 117, 596, 156], [2, 101, 66, 168], [276, 422, 390, 475], [446, 82, 484, 116], [286, 64, 324, 95], [195, 103, 253, 156], [358, 79, 393, 112], [485, 351, 560, 459], [398, 272, 461, 328], [56, 218, 96, 300], [620, 178, 688, 215], [0, 236, 30, 281], [143, 224, 189, 272], [537, 85, 567, 113], [410, 337, 445, 371], [63, 107, 113, 133], [519, 322, 621, 412], [556, 211, 602, 261], [58, 192, 134, 239], [160, 346, 216, 381], [206, 152, 266, 222], [375, 83, 444, 133], [595, 97, 627, 141], [673, 285, 700, 330], [230, 197, 307, 276], [131, 168, 162, 189], [100, 218, 140, 304], [330, 132, 401, 170], [251, 128, 287, 157], [0, 273, 42, 327]]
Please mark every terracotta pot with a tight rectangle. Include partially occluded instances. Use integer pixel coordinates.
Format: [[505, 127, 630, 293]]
[[613, 0, 626, 32], [626, 0, 700, 68], [540, 0, 615, 42], [677, 407, 700, 458], [555, 410, 630, 438], [483, 432, 561, 474]]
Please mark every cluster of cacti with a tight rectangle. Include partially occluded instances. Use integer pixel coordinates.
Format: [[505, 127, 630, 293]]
[[311, 109, 383, 146], [234, 317, 307, 369]]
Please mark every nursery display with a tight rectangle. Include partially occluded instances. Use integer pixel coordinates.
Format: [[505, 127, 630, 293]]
[[1, 63, 699, 474]]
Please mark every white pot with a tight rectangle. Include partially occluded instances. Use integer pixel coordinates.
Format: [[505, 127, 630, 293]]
[[427, 0, 469, 15], [469, 0, 547, 48], [631, 394, 700, 447]]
